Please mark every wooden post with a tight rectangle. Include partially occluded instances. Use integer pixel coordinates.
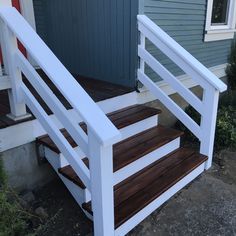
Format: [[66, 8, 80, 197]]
[[200, 87, 220, 170], [88, 128, 115, 236], [0, 1, 11, 76], [0, 17, 30, 120], [140, 32, 145, 73]]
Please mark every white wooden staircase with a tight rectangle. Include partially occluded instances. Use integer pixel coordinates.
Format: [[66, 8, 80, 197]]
[[0, 7, 227, 236], [37, 104, 208, 235]]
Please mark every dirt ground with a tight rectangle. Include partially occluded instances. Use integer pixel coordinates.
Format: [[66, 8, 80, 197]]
[[32, 150, 236, 236]]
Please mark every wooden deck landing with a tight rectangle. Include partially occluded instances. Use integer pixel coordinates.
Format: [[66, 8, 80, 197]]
[[0, 70, 134, 129]]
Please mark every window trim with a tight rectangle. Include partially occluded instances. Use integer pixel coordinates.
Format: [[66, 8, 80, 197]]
[[205, 0, 236, 42]]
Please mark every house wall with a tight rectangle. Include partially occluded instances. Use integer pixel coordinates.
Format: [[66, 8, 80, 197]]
[[32, 0, 139, 88], [141, 0, 233, 82]]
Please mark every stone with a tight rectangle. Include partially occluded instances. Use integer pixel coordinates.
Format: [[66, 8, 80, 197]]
[[35, 207, 48, 219], [21, 191, 35, 203]]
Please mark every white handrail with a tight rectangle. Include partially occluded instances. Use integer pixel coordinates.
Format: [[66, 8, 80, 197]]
[[137, 14, 227, 170], [138, 15, 227, 93], [0, 7, 121, 146], [0, 7, 117, 234]]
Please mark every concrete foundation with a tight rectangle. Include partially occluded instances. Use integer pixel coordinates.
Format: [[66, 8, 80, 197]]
[[0, 142, 56, 192]]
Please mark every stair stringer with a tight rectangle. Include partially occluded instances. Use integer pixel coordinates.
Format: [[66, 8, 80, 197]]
[[44, 147, 91, 205]]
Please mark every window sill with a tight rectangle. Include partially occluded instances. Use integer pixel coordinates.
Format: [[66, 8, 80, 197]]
[[204, 29, 236, 42]]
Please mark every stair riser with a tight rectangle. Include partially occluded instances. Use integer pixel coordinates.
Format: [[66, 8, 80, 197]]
[[113, 137, 180, 185], [44, 147, 91, 204], [114, 163, 205, 236], [59, 115, 158, 168]]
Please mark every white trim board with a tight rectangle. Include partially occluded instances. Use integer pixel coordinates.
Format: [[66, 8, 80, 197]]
[[0, 92, 137, 152], [137, 63, 227, 104], [19, 0, 38, 66], [204, 0, 236, 42], [115, 163, 205, 236], [0, 63, 227, 152]]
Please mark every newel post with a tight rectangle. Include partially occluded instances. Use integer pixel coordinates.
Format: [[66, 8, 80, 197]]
[[200, 87, 220, 170], [88, 128, 115, 236], [0, 12, 30, 120]]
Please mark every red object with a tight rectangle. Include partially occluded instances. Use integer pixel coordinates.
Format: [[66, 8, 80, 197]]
[[0, 0, 27, 65]]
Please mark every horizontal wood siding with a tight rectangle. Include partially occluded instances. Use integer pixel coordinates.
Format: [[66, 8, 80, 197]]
[[33, 0, 138, 87], [143, 0, 233, 82]]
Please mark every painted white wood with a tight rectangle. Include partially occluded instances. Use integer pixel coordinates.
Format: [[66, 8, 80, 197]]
[[0, 75, 11, 90], [54, 115, 158, 169], [97, 91, 137, 114], [0, 0, 11, 6], [138, 70, 201, 139], [0, 120, 34, 152], [138, 46, 204, 115], [0, 91, 137, 153], [21, 83, 91, 190], [0, 7, 121, 146], [114, 138, 180, 185], [200, 88, 220, 170], [58, 136, 179, 191], [44, 147, 91, 205], [140, 32, 145, 73], [19, 0, 36, 30], [19, 0, 37, 66], [16, 51, 89, 156], [119, 115, 158, 141], [205, 29, 236, 42], [0, 17, 28, 119], [205, 0, 236, 41], [88, 129, 115, 236], [115, 163, 206, 236], [137, 15, 227, 93], [138, 63, 227, 103]]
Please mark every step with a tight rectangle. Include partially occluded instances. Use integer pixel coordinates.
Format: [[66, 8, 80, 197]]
[[58, 125, 183, 188], [82, 148, 208, 230], [37, 104, 161, 154]]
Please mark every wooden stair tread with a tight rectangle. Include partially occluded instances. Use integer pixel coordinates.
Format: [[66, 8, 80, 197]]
[[37, 105, 161, 154], [57, 125, 183, 189], [82, 148, 208, 228]]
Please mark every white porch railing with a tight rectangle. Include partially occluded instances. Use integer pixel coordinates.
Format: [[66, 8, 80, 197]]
[[137, 15, 227, 170], [0, 7, 121, 236]]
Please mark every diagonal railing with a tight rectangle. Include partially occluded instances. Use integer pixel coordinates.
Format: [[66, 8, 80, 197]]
[[137, 15, 227, 170], [0, 7, 120, 236]]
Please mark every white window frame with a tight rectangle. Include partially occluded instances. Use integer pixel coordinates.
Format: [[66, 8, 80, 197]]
[[205, 0, 236, 42]]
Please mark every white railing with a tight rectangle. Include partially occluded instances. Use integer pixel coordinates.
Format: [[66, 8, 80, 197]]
[[0, 7, 120, 235], [137, 15, 227, 170]]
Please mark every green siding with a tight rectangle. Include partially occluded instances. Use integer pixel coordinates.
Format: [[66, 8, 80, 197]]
[[33, 0, 138, 87], [143, 0, 233, 81]]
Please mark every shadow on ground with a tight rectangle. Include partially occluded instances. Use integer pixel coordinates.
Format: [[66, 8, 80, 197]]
[[34, 150, 236, 236]]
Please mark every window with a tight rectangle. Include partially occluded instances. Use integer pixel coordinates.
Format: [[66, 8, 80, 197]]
[[205, 0, 236, 41]]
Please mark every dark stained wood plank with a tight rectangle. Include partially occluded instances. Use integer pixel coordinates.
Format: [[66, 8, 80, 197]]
[[58, 159, 89, 189], [0, 69, 134, 129], [37, 105, 162, 154], [38, 125, 183, 173], [82, 148, 208, 228], [49, 126, 184, 190], [112, 126, 184, 171]]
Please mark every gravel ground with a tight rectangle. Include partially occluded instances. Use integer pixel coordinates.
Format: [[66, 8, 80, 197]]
[[32, 150, 236, 236]]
